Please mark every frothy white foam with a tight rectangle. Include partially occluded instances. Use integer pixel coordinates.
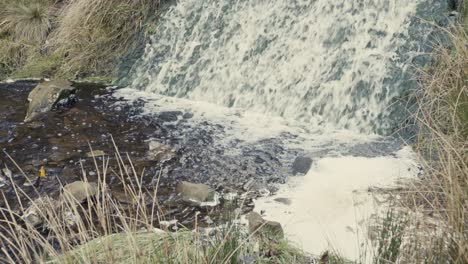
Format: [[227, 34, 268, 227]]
[[253, 146, 418, 261], [114, 88, 379, 148]]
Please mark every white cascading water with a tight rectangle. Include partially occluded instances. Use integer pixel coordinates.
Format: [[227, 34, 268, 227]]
[[129, 0, 428, 133], [119, 0, 445, 260]]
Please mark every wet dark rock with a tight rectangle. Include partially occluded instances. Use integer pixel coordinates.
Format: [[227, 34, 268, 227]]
[[158, 111, 183, 122], [60, 167, 78, 179], [25, 80, 75, 122], [292, 156, 313, 175], [247, 212, 284, 239], [183, 112, 194, 119]]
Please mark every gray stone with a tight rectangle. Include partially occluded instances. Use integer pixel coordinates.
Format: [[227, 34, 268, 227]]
[[159, 219, 178, 230], [292, 156, 313, 175], [25, 80, 75, 122], [22, 196, 57, 226], [242, 178, 254, 191], [247, 212, 284, 239], [175, 181, 216, 204], [1, 167, 12, 178], [61, 181, 98, 204]]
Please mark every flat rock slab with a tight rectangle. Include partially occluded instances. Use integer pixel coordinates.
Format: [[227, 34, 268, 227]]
[[176, 181, 216, 204], [25, 80, 75, 122]]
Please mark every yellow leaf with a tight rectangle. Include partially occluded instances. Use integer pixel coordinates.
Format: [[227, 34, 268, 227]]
[[39, 166, 46, 178]]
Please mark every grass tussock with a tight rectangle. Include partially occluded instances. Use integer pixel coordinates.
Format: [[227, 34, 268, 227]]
[[0, 0, 54, 43], [0, 142, 307, 264], [0, 0, 159, 81], [49, 0, 159, 78], [389, 24, 467, 263]]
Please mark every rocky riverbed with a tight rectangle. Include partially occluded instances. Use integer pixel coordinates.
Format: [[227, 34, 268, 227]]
[[0, 80, 312, 233], [0, 80, 416, 261]]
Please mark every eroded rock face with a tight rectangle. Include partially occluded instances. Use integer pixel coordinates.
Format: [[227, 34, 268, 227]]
[[175, 181, 216, 205], [60, 181, 98, 204], [25, 80, 75, 122], [247, 212, 284, 239]]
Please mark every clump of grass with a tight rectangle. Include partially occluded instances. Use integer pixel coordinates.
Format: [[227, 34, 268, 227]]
[[393, 24, 467, 263], [372, 208, 407, 264], [0, 0, 54, 43], [0, 38, 29, 77], [0, 0, 159, 80], [0, 0, 56, 78], [48, 0, 160, 79]]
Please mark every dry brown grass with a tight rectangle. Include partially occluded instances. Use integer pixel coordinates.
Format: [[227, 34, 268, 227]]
[[0, 141, 307, 264], [48, 0, 160, 78], [0, 142, 163, 263], [395, 24, 468, 263], [0, 0, 54, 43], [0, 0, 159, 80]]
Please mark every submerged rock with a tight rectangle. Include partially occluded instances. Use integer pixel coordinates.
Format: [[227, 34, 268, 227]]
[[25, 80, 75, 122], [273, 197, 292, 205], [175, 181, 218, 206], [147, 141, 176, 162], [85, 150, 106, 158], [247, 212, 284, 239], [60, 181, 98, 204]]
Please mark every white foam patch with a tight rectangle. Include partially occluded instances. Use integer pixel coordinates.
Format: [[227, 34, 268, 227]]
[[254, 146, 418, 261]]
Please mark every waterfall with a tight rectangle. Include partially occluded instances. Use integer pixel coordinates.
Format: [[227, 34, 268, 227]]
[[128, 0, 443, 134], [119, 1, 448, 258]]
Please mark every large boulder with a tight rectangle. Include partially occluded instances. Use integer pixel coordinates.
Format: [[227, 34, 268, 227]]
[[175, 181, 218, 206], [247, 212, 284, 239], [60, 181, 98, 205], [25, 80, 75, 122]]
